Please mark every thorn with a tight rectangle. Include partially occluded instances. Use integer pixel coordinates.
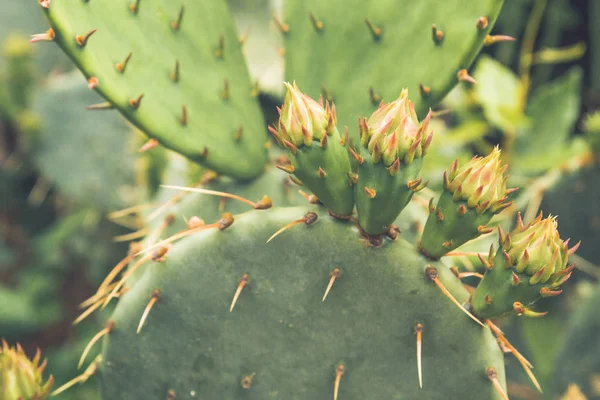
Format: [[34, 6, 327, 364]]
[[277, 47, 286, 57], [340, 127, 349, 146], [419, 84, 431, 97], [299, 190, 320, 204], [428, 198, 436, 213], [180, 105, 188, 126], [129, 94, 144, 109], [320, 134, 328, 148], [309, 12, 324, 31], [283, 139, 298, 155], [478, 225, 494, 235], [96, 243, 140, 294], [39, 0, 50, 8], [276, 163, 295, 174], [457, 69, 476, 84], [51, 355, 102, 397], [503, 250, 511, 267], [457, 205, 467, 216], [408, 178, 423, 190], [513, 302, 547, 318], [415, 323, 423, 388], [289, 175, 304, 186], [78, 321, 114, 368], [486, 367, 509, 400], [321, 86, 333, 103], [171, 6, 185, 30], [73, 293, 108, 325], [425, 266, 484, 327], [87, 77, 99, 90], [323, 267, 341, 302], [364, 186, 377, 199], [267, 212, 318, 243], [200, 147, 209, 159], [365, 18, 382, 39], [30, 28, 55, 43], [76, 29, 97, 47], [435, 208, 444, 222], [139, 138, 159, 153], [442, 240, 453, 249], [334, 363, 345, 400], [137, 289, 161, 334], [485, 294, 492, 304], [567, 240, 581, 255], [511, 272, 521, 286], [369, 87, 381, 104], [161, 185, 272, 210], [170, 60, 180, 82], [230, 274, 250, 312], [239, 27, 250, 45], [115, 52, 132, 73], [241, 373, 255, 389], [273, 14, 289, 33], [129, 0, 141, 14], [458, 272, 484, 279], [431, 24, 444, 43], [529, 266, 546, 285], [484, 35, 516, 46], [222, 78, 230, 100], [214, 34, 225, 58], [167, 389, 176, 399], [476, 17, 489, 30], [388, 158, 400, 176], [349, 147, 364, 164], [540, 287, 562, 298], [347, 172, 359, 186]]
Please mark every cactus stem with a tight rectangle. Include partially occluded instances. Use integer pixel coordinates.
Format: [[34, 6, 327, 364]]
[[414, 323, 423, 388], [334, 363, 345, 400], [180, 105, 188, 126], [457, 69, 476, 84], [369, 87, 381, 104], [364, 18, 382, 39], [137, 289, 161, 334], [75, 29, 97, 47], [273, 14, 289, 33], [161, 185, 272, 210], [230, 274, 250, 312], [431, 24, 444, 43], [486, 367, 509, 400], [79, 321, 115, 368], [322, 267, 341, 302], [171, 5, 185, 31], [87, 77, 99, 90], [138, 139, 159, 153], [364, 186, 377, 198], [425, 266, 485, 326], [476, 17, 489, 30], [116, 52, 133, 73], [170, 60, 180, 82], [419, 84, 431, 97], [458, 272, 484, 279], [30, 28, 55, 43], [52, 355, 102, 397], [39, 0, 50, 8], [349, 147, 364, 164], [85, 102, 114, 110], [266, 212, 318, 243], [129, 94, 144, 109], [484, 35, 516, 46], [129, 0, 141, 14], [309, 12, 324, 31]]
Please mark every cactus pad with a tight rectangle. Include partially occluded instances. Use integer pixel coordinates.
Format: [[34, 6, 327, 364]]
[[98, 207, 506, 399], [40, 0, 267, 180], [283, 0, 505, 139]]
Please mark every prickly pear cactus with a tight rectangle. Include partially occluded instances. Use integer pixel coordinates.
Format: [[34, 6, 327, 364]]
[[0, 340, 54, 400], [283, 0, 506, 138], [38, 0, 268, 179]]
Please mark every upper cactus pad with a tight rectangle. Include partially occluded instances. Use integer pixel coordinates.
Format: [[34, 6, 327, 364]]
[[283, 0, 506, 140], [39, 0, 268, 180]]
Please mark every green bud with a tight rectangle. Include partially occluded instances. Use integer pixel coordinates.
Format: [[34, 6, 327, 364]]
[[0, 340, 54, 400]]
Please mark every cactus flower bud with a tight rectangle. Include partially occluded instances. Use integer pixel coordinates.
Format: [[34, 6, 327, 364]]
[[420, 147, 514, 259], [271, 82, 354, 217], [360, 89, 432, 166], [278, 82, 333, 146], [0, 340, 54, 400], [471, 214, 578, 319]]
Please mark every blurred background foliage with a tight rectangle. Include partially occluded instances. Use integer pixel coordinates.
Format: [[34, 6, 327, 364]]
[[0, 0, 599, 399]]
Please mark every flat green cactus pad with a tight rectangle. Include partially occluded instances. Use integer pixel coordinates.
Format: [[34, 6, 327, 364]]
[[42, 0, 267, 180], [283, 0, 505, 140], [99, 206, 506, 399]]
